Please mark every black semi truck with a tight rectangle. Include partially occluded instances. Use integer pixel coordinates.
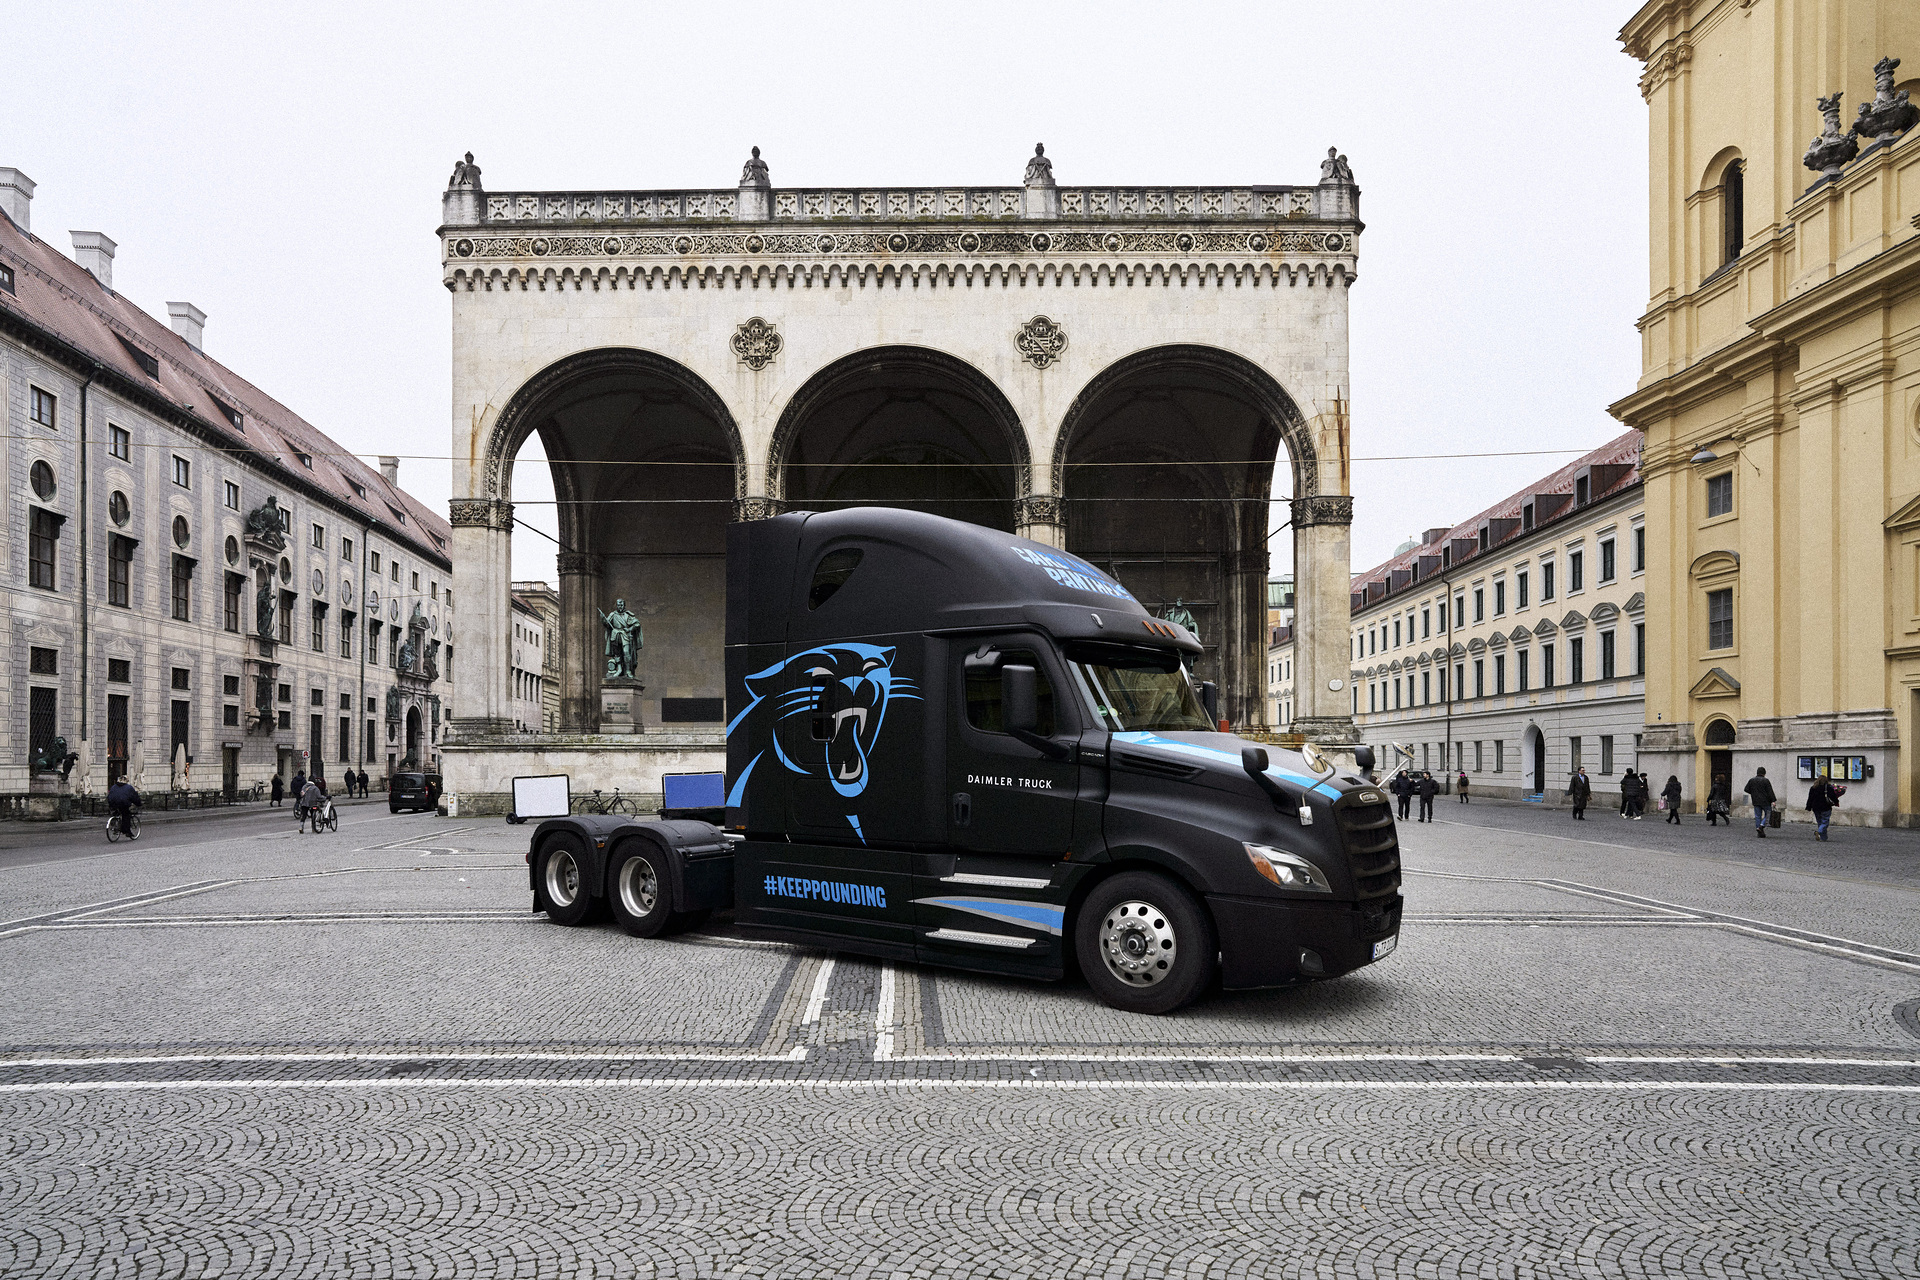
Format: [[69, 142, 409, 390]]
[[526, 507, 1400, 1013]]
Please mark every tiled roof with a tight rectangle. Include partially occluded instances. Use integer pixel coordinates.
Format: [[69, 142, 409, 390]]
[[0, 212, 450, 564], [1349, 429, 1642, 603]]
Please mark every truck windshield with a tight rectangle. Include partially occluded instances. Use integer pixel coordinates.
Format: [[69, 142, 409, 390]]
[[1064, 642, 1212, 733]]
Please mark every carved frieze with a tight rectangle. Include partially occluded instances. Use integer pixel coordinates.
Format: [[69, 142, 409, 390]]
[[447, 499, 515, 531], [446, 227, 1353, 263], [1290, 495, 1354, 528], [1016, 316, 1068, 369], [732, 496, 783, 523], [1014, 495, 1063, 528], [556, 552, 606, 576]]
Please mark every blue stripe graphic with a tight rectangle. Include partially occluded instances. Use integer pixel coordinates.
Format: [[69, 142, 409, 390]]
[[915, 896, 1065, 936], [1110, 732, 1345, 800]]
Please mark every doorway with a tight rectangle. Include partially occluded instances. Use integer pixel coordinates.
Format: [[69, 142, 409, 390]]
[[222, 747, 239, 798], [1703, 717, 1735, 806], [1530, 728, 1546, 795]]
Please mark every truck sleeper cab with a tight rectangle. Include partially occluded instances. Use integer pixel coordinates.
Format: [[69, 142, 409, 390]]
[[527, 507, 1399, 1014]]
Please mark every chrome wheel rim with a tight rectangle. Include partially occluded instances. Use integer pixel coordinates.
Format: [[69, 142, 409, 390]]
[[544, 849, 581, 908], [1099, 899, 1177, 987], [618, 855, 660, 918]]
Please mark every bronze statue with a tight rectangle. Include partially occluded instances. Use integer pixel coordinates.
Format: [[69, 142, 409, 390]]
[[30, 736, 77, 778], [244, 497, 288, 551], [1162, 598, 1200, 643], [256, 579, 277, 639], [601, 598, 643, 680]]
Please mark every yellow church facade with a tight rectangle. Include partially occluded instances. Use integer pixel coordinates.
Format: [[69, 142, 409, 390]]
[[1613, 0, 1920, 824]]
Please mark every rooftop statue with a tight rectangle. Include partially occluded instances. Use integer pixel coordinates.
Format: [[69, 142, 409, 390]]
[[1805, 91, 1861, 176], [740, 145, 770, 187], [1320, 147, 1355, 184], [602, 598, 643, 681], [448, 151, 483, 191], [1023, 143, 1055, 187], [244, 496, 287, 551], [1852, 56, 1918, 143]]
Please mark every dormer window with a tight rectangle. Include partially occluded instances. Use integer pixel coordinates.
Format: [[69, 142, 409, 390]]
[[210, 396, 243, 431], [1575, 475, 1590, 506], [114, 333, 160, 379], [0, 263, 14, 295], [385, 504, 407, 526], [295, 451, 313, 470], [349, 481, 366, 499]]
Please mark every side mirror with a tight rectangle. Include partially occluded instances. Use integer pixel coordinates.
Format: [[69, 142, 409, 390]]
[[1199, 680, 1220, 725], [1002, 665, 1038, 734], [1354, 744, 1376, 781]]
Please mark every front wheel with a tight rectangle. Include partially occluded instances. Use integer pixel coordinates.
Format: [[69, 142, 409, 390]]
[[535, 835, 602, 926], [1074, 871, 1216, 1015]]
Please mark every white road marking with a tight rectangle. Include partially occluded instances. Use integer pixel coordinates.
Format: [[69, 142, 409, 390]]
[[801, 956, 836, 1025], [0, 1048, 809, 1068], [875, 964, 897, 1060], [3, 1078, 1918, 1095]]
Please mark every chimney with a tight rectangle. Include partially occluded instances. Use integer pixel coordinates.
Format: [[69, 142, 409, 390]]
[[167, 301, 207, 350], [0, 169, 33, 231], [70, 231, 117, 289], [379, 456, 400, 487]]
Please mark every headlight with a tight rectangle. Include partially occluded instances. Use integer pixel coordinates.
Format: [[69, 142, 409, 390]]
[[1243, 842, 1332, 893]]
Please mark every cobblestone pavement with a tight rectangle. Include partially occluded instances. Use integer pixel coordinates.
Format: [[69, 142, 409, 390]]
[[2, 806, 1917, 1278]]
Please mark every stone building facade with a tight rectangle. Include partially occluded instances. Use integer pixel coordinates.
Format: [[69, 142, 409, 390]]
[[1348, 432, 1647, 805], [1614, 2, 1920, 825], [437, 144, 1368, 813], [0, 168, 451, 795], [511, 580, 560, 731], [1267, 625, 1296, 730]]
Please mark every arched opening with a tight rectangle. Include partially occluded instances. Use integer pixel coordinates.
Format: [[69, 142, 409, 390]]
[[1721, 160, 1744, 266], [1526, 724, 1546, 795], [772, 347, 1027, 532], [405, 706, 423, 769], [1702, 716, 1736, 801], [1055, 346, 1314, 727], [485, 349, 744, 732]]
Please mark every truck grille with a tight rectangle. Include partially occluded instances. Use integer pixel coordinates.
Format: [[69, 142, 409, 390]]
[[1334, 800, 1402, 900]]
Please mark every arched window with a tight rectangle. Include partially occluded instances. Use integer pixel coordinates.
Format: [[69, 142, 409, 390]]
[[1722, 161, 1743, 265], [1702, 718, 1736, 747]]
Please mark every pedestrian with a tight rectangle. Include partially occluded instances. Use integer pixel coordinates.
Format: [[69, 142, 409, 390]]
[[1392, 770, 1412, 820], [1705, 774, 1731, 825], [1568, 768, 1591, 820], [1744, 766, 1776, 837], [1627, 771, 1648, 819], [357, 768, 369, 799], [1417, 771, 1439, 822], [270, 773, 283, 807], [1661, 774, 1684, 824], [1457, 770, 1470, 803], [1618, 771, 1635, 818], [1805, 775, 1844, 841]]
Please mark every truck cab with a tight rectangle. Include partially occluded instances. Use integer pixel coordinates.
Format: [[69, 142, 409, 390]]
[[528, 506, 1399, 1014]]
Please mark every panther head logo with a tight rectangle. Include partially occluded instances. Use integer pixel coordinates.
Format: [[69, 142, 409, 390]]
[[727, 644, 921, 816]]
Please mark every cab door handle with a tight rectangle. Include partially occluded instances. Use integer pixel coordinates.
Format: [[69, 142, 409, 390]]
[[952, 792, 972, 826]]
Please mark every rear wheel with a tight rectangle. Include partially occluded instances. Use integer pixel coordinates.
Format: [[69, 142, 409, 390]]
[[1074, 871, 1216, 1015], [607, 846, 675, 938], [535, 835, 601, 926]]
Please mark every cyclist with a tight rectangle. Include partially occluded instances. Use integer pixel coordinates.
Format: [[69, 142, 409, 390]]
[[298, 778, 330, 834], [107, 776, 142, 839]]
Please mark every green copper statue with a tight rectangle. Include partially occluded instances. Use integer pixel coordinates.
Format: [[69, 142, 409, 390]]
[[601, 598, 643, 681], [1162, 598, 1199, 643]]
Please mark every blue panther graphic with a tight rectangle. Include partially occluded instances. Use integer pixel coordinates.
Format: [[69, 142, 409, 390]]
[[726, 643, 920, 839]]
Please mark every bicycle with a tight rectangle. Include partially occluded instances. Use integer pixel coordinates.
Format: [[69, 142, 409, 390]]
[[105, 810, 141, 842], [584, 789, 636, 816]]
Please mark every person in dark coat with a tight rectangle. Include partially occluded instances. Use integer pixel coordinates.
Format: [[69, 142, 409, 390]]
[[1416, 771, 1439, 822], [1805, 777, 1844, 841], [1661, 775, 1684, 824], [1744, 767, 1776, 837], [1568, 768, 1592, 820], [270, 774, 283, 807], [106, 777, 141, 838], [1391, 770, 1412, 820], [1456, 770, 1470, 803], [357, 768, 370, 798], [1705, 774, 1731, 825]]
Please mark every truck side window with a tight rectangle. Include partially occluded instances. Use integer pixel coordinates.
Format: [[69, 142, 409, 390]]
[[807, 548, 864, 609], [965, 650, 1055, 735]]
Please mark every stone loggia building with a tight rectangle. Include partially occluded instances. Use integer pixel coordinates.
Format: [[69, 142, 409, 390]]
[[439, 145, 1367, 813], [0, 168, 452, 796]]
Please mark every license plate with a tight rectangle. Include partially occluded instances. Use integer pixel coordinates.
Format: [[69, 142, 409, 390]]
[[1372, 935, 1398, 960]]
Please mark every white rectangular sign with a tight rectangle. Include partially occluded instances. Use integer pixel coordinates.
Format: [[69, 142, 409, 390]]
[[512, 774, 571, 819]]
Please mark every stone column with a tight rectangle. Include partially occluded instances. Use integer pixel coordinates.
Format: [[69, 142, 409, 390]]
[[446, 499, 515, 738], [732, 497, 782, 522], [1289, 494, 1357, 744], [1228, 540, 1269, 730], [1015, 495, 1065, 549], [557, 551, 605, 733]]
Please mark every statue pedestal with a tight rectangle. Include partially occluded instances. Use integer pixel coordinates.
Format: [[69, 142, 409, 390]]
[[600, 681, 645, 735], [26, 774, 66, 822]]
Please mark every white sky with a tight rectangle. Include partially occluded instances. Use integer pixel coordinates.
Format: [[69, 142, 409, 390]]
[[9, 0, 1647, 589]]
